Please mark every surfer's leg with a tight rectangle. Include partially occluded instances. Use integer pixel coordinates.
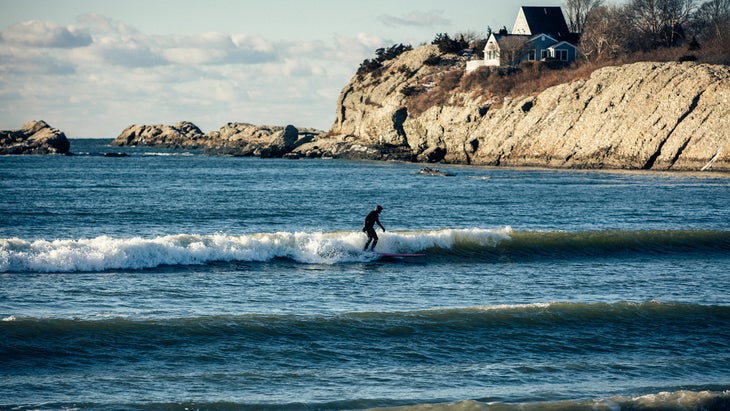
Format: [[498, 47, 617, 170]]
[[369, 232, 379, 251], [365, 229, 377, 251]]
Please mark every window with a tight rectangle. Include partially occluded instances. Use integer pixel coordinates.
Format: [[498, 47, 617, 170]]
[[487, 50, 497, 60], [528, 49, 536, 60], [556, 49, 568, 61], [540, 50, 550, 60]]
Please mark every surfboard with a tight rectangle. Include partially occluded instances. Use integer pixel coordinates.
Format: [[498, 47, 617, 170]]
[[371, 252, 426, 258]]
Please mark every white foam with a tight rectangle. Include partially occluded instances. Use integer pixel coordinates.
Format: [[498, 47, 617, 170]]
[[0, 228, 511, 272]]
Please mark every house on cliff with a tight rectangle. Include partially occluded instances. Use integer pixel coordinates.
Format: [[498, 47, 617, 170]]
[[467, 6, 579, 72]]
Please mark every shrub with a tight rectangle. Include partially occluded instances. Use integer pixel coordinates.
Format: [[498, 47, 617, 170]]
[[401, 86, 422, 97], [357, 59, 382, 80], [375, 43, 413, 62], [432, 33, 466, 54], [424, 54, 442, 66], [356, 43, 413, 80]]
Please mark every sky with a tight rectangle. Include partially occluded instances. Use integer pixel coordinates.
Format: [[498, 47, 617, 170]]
[[1, 0, 564, 137]]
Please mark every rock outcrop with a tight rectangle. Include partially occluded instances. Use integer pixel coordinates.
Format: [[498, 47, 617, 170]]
[[113, 121, 205, 149], [463, 62, 730, 171], [296, 44, 730, 172], [0, 120, 71, 155], [112, 121, 323, 158]]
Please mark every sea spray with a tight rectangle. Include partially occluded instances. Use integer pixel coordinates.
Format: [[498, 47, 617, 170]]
[[3, 228, 729, 273], [0, 228, 511, 272]]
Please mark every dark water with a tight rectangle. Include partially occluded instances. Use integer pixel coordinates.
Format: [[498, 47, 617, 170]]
[[1, 139, 729, 410]]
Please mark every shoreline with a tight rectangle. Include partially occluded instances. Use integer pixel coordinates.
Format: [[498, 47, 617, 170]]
[[64, 137, 730, 176]]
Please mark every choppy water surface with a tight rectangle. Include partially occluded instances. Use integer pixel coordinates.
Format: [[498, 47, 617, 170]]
[[1, 139, 729, 410]]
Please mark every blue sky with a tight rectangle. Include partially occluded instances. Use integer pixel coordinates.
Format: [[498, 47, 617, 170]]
[[1, 0, 563, 137]]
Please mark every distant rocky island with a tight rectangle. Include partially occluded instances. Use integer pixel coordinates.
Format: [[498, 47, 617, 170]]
[[0, 120, 70, 155], [3, 43, 729, 172], [111, 122, 326, 159]]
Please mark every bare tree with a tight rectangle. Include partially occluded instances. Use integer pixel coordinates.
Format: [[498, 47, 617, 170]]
[[565, 0, 605, 32], [692, 0, 730, 45], [630, 0, 696, 47], [580, 4, 634, 61], [661, 0, 696, 45], [498, 36, 531, 67], [454, 31, 486, 44]]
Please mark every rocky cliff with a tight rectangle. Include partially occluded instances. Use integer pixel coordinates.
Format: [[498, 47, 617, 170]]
[[0, 120, 70, 155], [301, 44, 730, 172], [111, 44, 730, 171]]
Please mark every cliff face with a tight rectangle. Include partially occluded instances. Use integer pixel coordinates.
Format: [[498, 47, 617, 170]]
[[465, 62, 730, 171], [317, 44, 730, 171], [0, 120, 70, 155]]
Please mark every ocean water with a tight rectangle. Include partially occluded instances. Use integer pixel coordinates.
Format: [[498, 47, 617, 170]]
[[1, 139, 729, 410]]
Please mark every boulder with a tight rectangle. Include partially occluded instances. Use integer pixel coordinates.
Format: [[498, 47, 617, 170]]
[[112, 121, 204, 149], [0, 120, 71, 155]]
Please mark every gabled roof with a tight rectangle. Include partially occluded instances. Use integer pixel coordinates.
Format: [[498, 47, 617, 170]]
[[516, 6, 571, 40], [548, 40, 578, 50], [485, 33, 530, 55], [487, 32, 560, 51], [527, 33, 559, 44]]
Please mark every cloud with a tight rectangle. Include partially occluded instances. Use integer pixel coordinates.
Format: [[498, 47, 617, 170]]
[[87, 36, 167, 68], [75, 13, 139, 36], [0, 48, 77, 75], [160, 32, 278, 65], [0, 14, 381, 135], [0, 20, 92, 48], [378, 10, 450, 28]]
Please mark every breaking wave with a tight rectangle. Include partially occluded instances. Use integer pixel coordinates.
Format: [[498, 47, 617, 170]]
[[1, 228, 728, 272]]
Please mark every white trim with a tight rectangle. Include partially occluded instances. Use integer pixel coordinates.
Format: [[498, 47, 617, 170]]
[[512, 8, 531, 35], [550, 40, 578, 50], [527, 33, 558, 44]]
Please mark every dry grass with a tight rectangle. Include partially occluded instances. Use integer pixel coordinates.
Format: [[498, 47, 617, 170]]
[[406, 62, 596, 115], [407, 69, 464, 116], [404, 44, 729, 115]]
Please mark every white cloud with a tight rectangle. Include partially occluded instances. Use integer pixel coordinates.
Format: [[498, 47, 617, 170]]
[[232, 34, 274, 53], [0, 48, 77, 75], [89, 36, 167, 67], [160, 32, 278, 65], [0, 20, 92, 48], [74, 13, 139, 37], [0, 14, 381, 136]]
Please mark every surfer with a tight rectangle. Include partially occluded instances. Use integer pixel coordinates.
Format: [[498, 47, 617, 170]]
[[363, 205, 385, 251]]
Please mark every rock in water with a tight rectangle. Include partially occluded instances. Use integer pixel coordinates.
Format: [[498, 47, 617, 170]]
[[112, 121, 325, 158], [0, 120, 71, 155], [112, 121, 204, 149]]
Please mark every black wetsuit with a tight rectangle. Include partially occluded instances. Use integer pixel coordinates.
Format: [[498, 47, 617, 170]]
[[363, 210, 384, 251]]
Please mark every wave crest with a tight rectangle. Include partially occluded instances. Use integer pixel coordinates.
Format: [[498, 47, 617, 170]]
[[3, 228, 728, 273], [0, 228, 510, 272]]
